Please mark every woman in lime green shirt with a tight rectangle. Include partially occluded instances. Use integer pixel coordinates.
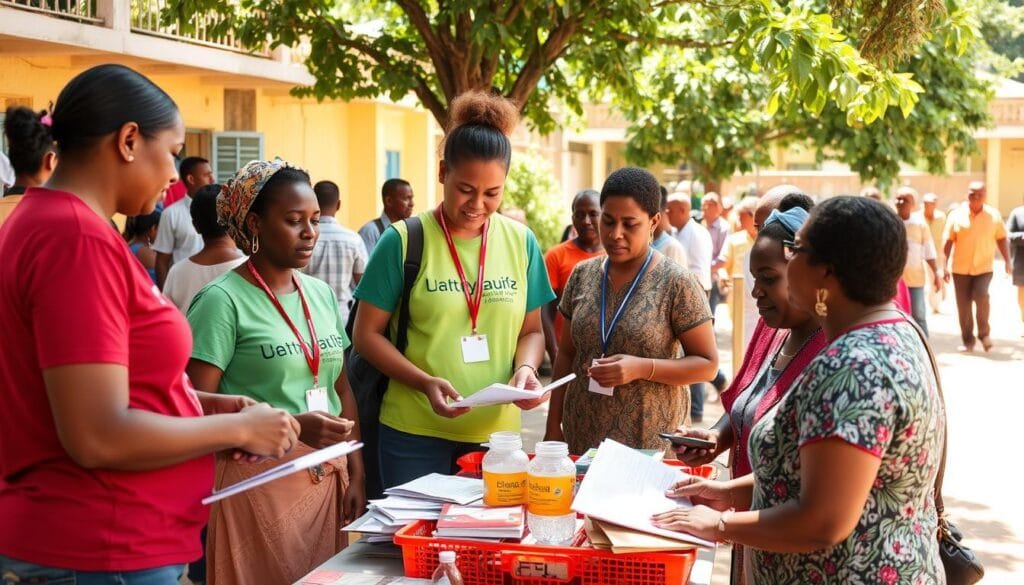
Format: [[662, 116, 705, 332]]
[[186, 160, 365, 585], [353, 92, 555, 488]]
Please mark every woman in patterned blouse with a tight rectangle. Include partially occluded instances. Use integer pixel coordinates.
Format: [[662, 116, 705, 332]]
[[657, 197, 945, 584]]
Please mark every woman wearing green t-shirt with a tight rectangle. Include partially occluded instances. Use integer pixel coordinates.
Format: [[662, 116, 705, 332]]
[[186, 160, 365, 585], [353, 92, 555, 488]]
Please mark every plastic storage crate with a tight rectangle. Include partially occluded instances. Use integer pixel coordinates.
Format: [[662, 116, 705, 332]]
[[394, 520, 697, 585], [456, 451, 717, 480]]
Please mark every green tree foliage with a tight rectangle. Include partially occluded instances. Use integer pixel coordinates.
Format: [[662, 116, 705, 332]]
[[167, 0, 934, 134], [978, 0, 1024, 80], [624, 1, 992, 188], [502, 150, 564, 251]]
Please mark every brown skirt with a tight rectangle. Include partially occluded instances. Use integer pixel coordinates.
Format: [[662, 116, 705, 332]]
[[207, 445, 349, 585]]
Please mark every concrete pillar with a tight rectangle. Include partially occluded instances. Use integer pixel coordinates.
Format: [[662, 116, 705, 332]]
[[348, 102, 383, 227], [987, 137, 1002, 211], [96, 0, 130, 31], [590, 141, 606, 191]]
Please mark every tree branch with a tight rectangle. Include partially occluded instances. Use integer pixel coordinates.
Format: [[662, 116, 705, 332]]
[[507, 15, 580, 110], [610, 30, 732, 49], [321, 18, 447, 126], [394, 0, 457, 101]]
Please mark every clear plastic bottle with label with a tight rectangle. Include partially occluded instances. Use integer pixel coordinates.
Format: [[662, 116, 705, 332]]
[[482, 431, 529, 506], [526, 441, 576, 544], [431, 550, 464, 585]]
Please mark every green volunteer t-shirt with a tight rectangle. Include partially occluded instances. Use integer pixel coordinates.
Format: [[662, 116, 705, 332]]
[[354, 211, 555, 443], [187, 269, 350, 415]]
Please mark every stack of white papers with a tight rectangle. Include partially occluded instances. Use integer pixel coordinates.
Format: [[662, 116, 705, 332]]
[[452, 374, 576, 408], [203, 441, 363, 505], [343, 474, 484, 543], [572, 439, 714, 548], [383, 473, 484, 505]]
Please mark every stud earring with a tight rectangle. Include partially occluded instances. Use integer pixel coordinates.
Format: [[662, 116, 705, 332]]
[[815, 288, 829, 317], [127, 155, 135, 162]]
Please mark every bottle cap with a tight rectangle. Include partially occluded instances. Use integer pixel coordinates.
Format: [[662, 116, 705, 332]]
[[439, 550, 456, 564], [534, 441, 569, 457], [489, 431, 523, 450]]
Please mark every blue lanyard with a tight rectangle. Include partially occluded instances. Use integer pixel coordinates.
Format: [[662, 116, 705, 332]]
[[599, 249, 654, 356]]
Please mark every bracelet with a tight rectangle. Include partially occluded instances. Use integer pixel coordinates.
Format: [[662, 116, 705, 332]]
[[515, 364, 538, 376], [717, 508, 735, 543], [647, 358, 656, 381]]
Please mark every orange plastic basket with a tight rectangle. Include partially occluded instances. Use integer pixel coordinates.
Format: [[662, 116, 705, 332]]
[[394, 520, 697, 585]]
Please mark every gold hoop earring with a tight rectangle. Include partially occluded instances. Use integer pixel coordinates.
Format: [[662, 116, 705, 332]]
[[815, 288, 829, 317], [251, 234, 260, 254]]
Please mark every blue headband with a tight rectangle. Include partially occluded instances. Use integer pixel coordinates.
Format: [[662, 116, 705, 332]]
[[762, 207, 809, 238]]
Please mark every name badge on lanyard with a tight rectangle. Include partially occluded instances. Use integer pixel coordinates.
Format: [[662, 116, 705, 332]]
[[435, 207, 491, 364], [247, 260, 325, 412], [589, 250, 654, 396]]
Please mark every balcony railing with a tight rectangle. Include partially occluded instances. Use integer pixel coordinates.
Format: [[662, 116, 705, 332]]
[[130, 0, 267, 56], [1, 0, 102, 23]]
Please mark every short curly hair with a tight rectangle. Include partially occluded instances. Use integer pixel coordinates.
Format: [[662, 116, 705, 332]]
[[599, 167, 661, 217], [803, 196, 906, 305]]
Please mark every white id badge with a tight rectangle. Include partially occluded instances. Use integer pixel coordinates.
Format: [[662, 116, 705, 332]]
[[461, 334, 491, 363], [587, 359, 615, 396], [305, 387, 330, 413]]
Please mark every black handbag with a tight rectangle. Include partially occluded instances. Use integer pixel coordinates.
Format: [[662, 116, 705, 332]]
[[344, 216, 423, 500], [908, 319, 985, 584]]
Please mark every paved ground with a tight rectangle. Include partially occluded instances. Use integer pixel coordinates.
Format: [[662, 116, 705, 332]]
[[523, 262, 1024, 584]]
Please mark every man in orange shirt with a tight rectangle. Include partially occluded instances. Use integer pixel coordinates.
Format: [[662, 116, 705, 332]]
[[542, 189, 604, 365], [943, 182, 1012, 351]]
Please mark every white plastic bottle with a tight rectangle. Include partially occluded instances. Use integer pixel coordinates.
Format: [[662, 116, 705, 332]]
[[482, 431, 529, 506], [526, 441, 576, 544], [431, 550, 464, 585]]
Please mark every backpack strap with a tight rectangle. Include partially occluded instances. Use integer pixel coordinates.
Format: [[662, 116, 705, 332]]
[[374, 217, 386, 235], [394, 216, 423, 354]]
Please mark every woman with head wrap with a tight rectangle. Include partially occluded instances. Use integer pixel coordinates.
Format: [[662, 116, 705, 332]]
[[186, 159, 365, 585], [671, 204, 825, 585]]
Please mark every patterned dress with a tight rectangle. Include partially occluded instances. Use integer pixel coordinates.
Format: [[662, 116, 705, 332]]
[[748, 318, 946, 584], [557, 256, 712, 455]]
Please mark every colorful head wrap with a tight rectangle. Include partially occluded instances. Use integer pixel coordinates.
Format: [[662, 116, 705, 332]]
[[762, 207, 809, 238], [217, 158, 307, 251]]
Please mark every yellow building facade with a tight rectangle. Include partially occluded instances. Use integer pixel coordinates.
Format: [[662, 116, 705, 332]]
[[1, 0, 440, 229]]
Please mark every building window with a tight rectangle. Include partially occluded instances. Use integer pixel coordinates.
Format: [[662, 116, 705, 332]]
[[385, 150, 401, 179], [213, 132, 264, 182]]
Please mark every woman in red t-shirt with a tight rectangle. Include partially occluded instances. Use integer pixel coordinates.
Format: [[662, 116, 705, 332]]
[[0, 65, 300, 584]]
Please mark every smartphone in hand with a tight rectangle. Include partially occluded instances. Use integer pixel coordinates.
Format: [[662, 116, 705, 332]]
[[658, 432, 715, 450]]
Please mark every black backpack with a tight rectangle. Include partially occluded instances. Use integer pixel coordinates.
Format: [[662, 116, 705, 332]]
[[345, 216, 423, 500]]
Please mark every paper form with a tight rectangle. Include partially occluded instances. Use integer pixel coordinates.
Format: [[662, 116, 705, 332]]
[[572, 439, 715, 548], [203, 441, 363, 505], [451, 374, 576, 408]]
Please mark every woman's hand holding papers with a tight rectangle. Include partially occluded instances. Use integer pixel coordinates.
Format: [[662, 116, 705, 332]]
[[510, 366, 547, 410], [587, 354, 646, 387], [655, 475, 738, 541], [420, 376, 471, 418]]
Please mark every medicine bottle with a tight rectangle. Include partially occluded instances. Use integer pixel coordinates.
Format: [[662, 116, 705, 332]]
[[526, 440, 576, 544], [482, 431, 529, 506], [431, 550, 464, 585]]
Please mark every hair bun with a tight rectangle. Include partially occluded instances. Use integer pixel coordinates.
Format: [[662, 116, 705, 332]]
[[447, 91, 519, 137]]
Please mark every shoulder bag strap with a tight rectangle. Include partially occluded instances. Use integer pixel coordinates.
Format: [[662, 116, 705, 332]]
[[374, 217, 386, 234], [394, 216, 423, 354], [901, 315, 949, 524]]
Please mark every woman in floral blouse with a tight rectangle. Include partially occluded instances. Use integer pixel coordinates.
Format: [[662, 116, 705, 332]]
[[657, 196, 945, 584]]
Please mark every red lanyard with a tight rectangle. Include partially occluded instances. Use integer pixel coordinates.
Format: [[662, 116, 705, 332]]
[[435, 206, 488, 333], [246, 260, 321, 386]]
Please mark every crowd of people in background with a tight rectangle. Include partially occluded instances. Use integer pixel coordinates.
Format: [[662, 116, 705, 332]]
[[0, 63, 1021, 585]]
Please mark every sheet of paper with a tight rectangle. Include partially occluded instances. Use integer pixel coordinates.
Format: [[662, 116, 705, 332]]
[[596, 519, 698, 553], [452, 373, 576, 408], [367, 496, 445, 510], [203, 441, 363, 505], [383, 473, 484, 505], [572, 439, 714, 548], [342, 510, 404, 534]]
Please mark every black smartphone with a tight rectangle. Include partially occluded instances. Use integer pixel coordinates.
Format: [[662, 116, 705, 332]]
[[658, 432, 715, 450]]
